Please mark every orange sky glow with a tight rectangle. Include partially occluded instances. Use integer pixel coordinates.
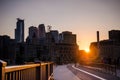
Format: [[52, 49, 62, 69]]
[[0, 0, 120, 50]]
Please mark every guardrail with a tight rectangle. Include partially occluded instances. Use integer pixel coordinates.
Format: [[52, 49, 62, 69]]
[[0, 60, 53, 80], [79, 62, 116, 75], [92, 63, 116, 75]]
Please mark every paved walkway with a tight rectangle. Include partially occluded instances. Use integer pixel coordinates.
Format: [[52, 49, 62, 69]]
[[53, 65, 81, 80]]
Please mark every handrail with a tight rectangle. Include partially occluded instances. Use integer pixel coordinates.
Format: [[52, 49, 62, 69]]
[[0, 60, 54, 80], [5, 64, 40, 73]]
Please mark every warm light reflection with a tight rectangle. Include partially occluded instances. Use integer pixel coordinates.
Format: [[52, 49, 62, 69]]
[[78, 48, 100, 65], [85, 48, 90, 53]]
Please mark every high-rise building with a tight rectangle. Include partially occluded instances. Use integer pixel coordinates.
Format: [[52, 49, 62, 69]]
[[28, 26, 39, 45], [50, 30, 59, 43], [15, 18, 24, 43], [29, 26, 38, 39], [38, 24, 46, 39]]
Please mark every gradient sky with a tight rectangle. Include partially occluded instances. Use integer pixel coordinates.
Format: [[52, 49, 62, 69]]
[[0, 0, 120, 50]]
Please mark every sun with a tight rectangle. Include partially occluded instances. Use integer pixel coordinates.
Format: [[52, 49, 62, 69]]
[[85, 48, 90, 53]]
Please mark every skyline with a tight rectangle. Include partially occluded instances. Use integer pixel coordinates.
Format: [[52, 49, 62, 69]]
[[0, 0, 120, 50]]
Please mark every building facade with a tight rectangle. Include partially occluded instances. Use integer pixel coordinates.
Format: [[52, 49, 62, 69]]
[[55, 43, 78, 64], [59, 31, 76, 44], [15, 18, 24, 43], [57, 31, 78, 64], [90, 30, 120, 64]]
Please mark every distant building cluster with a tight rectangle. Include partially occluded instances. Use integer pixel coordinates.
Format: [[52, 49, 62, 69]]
[[90, 30, 120, 65], [0, 18, 78, 65]]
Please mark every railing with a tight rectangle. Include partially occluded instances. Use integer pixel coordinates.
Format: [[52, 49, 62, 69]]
[[79, 62, 116, 75], [0, 60, 53, 80], [91, 63, 116, 75]]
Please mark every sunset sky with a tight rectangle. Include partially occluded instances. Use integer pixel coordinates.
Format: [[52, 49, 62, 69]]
[[0, 0, 120, 50]]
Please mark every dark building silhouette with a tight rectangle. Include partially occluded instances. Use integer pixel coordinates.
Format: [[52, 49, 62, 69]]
[[46, 30, 59, 44], [45, 30, 59, 61], [0, 35, 16, 65], [16, 43, 37, 64], [55, 43, 78, 64], [38, 24, 46, 39], [59, 31, 76, 44], [25, 24, 47, 62], [58, 31, 78, 64], [50, 30, 59, 43], [38, 24, 46, 45], [90, 30, 120, 64], [26, 26, 39, 45], [15, 18, 24, 43], [29, 26, 38, 39], [1, 17, 80, 64], [109, 30, 120, 42], [45, 31, 78, 64]]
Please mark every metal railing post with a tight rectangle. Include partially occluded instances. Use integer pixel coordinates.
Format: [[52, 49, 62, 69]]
[[0, 60, 7, 80]]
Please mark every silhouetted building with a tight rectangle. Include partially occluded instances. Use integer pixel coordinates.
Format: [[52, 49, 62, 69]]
[[0, 35, 16, 65], [90, 42, 98, 56], [50, 30, 59, 43], [90, 30, 120, 64], [38, 24, 46, 39], [29, 26, 38, 39], [59, 31, 76, 44], [46, 30, 59, 43], [15, 18, 24, 43], [56, 31, 78, 64], [26, 26, 39, 45], [45, 31, 56, 61], [16, 43, 37, 64], [24, 44, 37, 62], [109, 30, 120, 42], [55, 43, 79, 64], [38, 24, 46, 45], [45, 30, 78, 63]]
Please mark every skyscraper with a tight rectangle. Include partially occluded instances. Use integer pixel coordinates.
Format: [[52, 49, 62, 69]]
[[15, 18, 24, 43], [50, 30, 59, 43], [38, 24, 46, 39], [27, 26, 39, 44], [29, 26, 38, 39]]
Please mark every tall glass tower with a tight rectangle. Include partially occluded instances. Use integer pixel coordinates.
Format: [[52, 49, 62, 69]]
[[38, 24, 46, 38], [15, 18, 24, 43]]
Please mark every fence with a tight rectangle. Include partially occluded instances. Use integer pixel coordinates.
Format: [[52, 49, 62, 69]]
[[0, 60, 53, 80]]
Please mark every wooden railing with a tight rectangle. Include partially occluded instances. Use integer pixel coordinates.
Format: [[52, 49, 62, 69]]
[[0, 60, 53, 80]]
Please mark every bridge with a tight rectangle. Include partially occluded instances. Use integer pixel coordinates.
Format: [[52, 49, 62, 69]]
[[1, 60, 120, 80], [0, 60, 53, 80]]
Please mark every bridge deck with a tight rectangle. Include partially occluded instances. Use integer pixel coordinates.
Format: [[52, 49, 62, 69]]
[[53, 65, 81, 80]]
